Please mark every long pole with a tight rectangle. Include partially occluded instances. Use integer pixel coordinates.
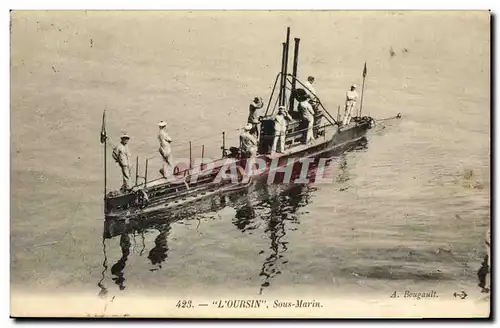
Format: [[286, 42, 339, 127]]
[[100, 109, 107, 213], [101, 109, 108, 199], [135, 156, 139, 186], [264, 72, 282, 116], [104, 139, 107, 197], [201, 145, 205, 170], [289, 37, 300, 113], [189, 141, 192, 170], [279, 42, 286, 107], [359, 61, 367, 117], [144, 159, 149, 187], [222, 131, 226, 157], [282, 27, 291, 106]]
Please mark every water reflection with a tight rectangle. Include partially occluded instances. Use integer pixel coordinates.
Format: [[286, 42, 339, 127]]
[[99, 210, 177, 294], [231, 181, 315, 294], [97, 238, 108, 298], [148, 223, 170, 271], [111, 233, 131, 290], [233, 203, 257, 233], [336, 155, 348, 183]]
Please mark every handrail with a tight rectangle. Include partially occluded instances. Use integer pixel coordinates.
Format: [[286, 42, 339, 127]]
[[138, 149, 241, 188], [138, 157, 246, 193], [285, 74, 339, 126], [258, 121, 335, 141], [264, 72, 283, 116], [129, 118, 338, 190], [143, 171, 214, 189], [136, 128, 246, 161], [265, 72, 341, 127], [134, 165, 215, 191]]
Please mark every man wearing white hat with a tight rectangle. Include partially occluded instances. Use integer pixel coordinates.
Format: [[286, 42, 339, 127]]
[[343, 84, 359, 126], [240, 123, 258, 158], [247, 97, 264, 140], [112, 133, 132, 192], [303, 76, 317, 103], [298, 98, 316, 145], [272, 106, 292, 154], [158, 121, 173, 178]]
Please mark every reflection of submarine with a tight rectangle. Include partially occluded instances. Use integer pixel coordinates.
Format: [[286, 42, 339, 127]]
[[111, 233, 131, 290], [231, 181, 314, 295], [147, 222, 170, 271], [99, 191, 242, 294], [97, 232, 132, 295], [230, 143, 366, 294], [99, 210, 177, 293]]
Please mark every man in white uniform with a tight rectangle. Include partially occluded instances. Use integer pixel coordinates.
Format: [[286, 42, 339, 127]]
[[158, 121, 173, 178], [240, 123, 258, 158], [113, 134, 131, 192], [272, 106, 292, 154], [298, 99, 315, 144], [303, 75, 325, 136], [303, 76, 317, 102], [343, 84, 359, 126]]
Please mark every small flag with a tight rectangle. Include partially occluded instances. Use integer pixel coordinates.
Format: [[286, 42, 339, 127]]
[[100, 110, 107, 144], [363, 61, 367, 78]]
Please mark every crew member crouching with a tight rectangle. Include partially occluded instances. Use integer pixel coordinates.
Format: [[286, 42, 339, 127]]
[[240, 123, 258, 158]]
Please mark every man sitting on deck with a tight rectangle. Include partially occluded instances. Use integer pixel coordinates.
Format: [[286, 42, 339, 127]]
[[240, 123, 258, 158], [272, 106, 292, 154]]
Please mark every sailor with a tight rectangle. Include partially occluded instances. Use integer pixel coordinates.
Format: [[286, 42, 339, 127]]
[[302, 76, 324, 136], [272, 106, 292, 154], [298, 99, 315, 145], [247, 96, 264, 140], [303, 76, 318, 104], [158, 121, 173, 178], [113, 133, 132, 192], [240, 123, 258, 158], [343, 84, 358, 125]]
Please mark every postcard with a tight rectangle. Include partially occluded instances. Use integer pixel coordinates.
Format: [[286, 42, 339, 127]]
[[10, 10, 491, 318]]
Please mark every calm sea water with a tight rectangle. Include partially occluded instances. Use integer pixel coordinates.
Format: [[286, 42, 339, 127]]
[[11, 11, 490, 299]]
